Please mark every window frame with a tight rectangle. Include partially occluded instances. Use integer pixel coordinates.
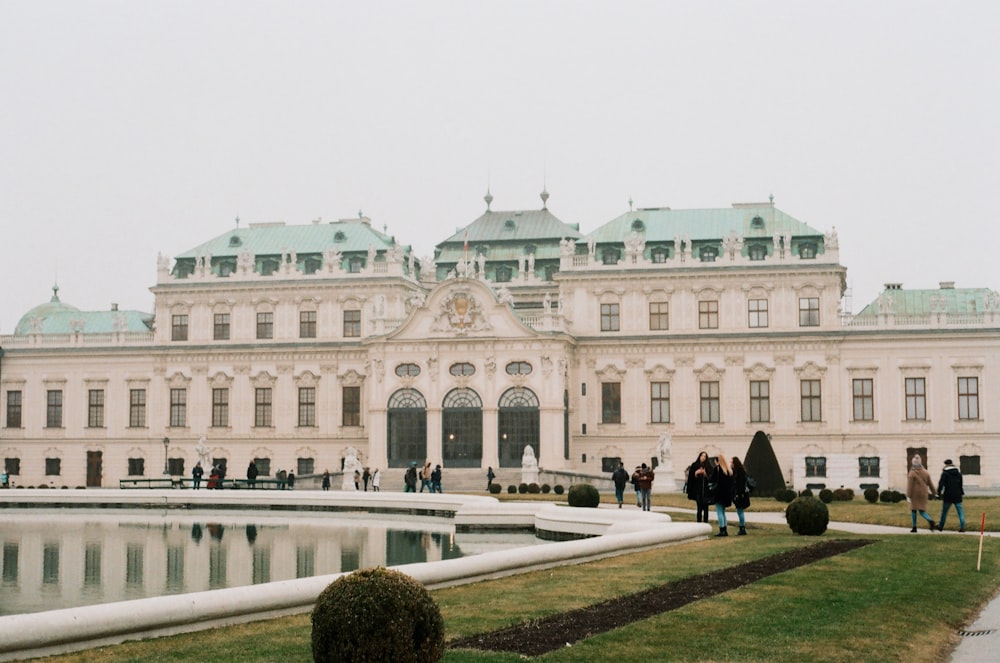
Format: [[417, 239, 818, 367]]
[[601, 382, 621, 424], [852, 378, 874, 421], [254, 387, 273, 428], [798, 297, 820, 327], [46, 389, 63, 428], [171, 314, 189, 341], [342, 385, 361, 427], [748, 298, 768, 328], [698, 300, 719, 330], [600, 302, 620, 332], [805, 456, 827, 477], [905, 377, 927, 420], [213, 313, 231, 341], [5, 390, 22, 428], [343, 309, 361, 337], [256, 311, 274, 340], [800, 379, 822, 422], [211, 388, 229, 428], [650, 381, 670, 424], [649, 301, 668, 331], [958, 376, 979, 420], [129, 389, 146, 428], [87, 389, 105, 428], [749, 380, 770, 423], [700, 381, 720, 423], [169, 388, 186, 428], [299, 310, 317, 339], [298, 387, 316, 427]]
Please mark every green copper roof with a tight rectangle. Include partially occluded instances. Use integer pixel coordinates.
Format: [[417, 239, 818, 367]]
[[176, 218, 403, 259], [586, 204, 822, 244], [436, 208, 582, 262], [856, 286, 998, 316], [14, 286, 151, 335]]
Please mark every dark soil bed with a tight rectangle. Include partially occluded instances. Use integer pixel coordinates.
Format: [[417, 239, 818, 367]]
[[449, 538, 874, 657]]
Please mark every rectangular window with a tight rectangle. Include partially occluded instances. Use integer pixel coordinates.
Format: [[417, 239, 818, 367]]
[[45, 458, 61, 476], [343, 310, 361, 337], [700, 381, 720, 423], [960, 455, 981, 476], [4, 457, 20, 476], [750, 380, 770, 423], [342, 386, 361, 426], [254, 457, 271, 476], [129, 389, 147, 428], [852, 378, 874, 421], [799, 297, 820, 327], [801, 379, 822, 422], [300, 311, 317, 338], [859, 456, 880, 478], [601, 382, 621, 423], [298, 387, 316, 427], [958, 377, 979, 420], [805, 456, 827, 477], [698, 300, 719, 329], [748, 299, 768, 328], [212, 388, 229, 428], [213, 313, 230, 340], [256, 312, 274, 339], [46, 390, 63, 428], [905, 377, 926, 420], [171, 314, 188, 341], [128, 458, 145, 476], [600, 303, 620, 332], [648, 302, 668, 331], [650, 382, 670, 423], [87, 389, 105, 428], [255, 388, 272, 427], [169, 388, 186, 427], [298, 458, 315, 476], [5, 390, 22, 428], [167, 458, 185, 476]]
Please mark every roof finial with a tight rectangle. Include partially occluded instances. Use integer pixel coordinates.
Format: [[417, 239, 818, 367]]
[[769, 193, 774, 206], [358, 209, 364, 219], [484, 187, 493, 211], [51, 281, 60, 302], [540, 170, 549, 209], [628, 196, 633, 212], [235, 215, 240, 228]]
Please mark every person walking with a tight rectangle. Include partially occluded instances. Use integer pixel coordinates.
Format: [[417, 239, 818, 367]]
[[431, 464, 443, 493], [637, 463, 655, 511], [486, 466, 496, 491], [362, 467, 371, 491], [907, 455, 937, 532], [630, 465, 643, 507], [419, 460, 433, 493], [686, 451, 712, 523], [246, 460, 258, 489], [731, 456, 751, 535], [611, 461, 630, 508], [710, 455, 734, 536], [371, 467, 381, 491], [404, 462, 418, 492], [353, 469, 361, 491], [321, 470, 331, 491], [191, 462, 204, 490], [937, 458, 966, 532]]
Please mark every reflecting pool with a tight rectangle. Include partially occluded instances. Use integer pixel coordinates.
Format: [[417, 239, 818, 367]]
[[0, 511, 542, 616]]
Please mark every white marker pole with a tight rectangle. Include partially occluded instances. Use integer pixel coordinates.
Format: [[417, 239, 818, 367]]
[[977, 512, 986, 572]]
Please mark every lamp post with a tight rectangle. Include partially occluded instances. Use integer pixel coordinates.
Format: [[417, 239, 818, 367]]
[[162, 437, 170, 477]]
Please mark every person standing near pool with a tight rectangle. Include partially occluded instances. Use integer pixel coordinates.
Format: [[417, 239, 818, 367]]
[[191, 462, 204, 490]]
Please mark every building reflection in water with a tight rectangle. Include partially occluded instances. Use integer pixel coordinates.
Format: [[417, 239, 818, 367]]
[[0, 513, 541, 617]]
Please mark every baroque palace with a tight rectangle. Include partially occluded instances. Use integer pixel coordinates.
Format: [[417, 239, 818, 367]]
[[2, 193, 998, 491]]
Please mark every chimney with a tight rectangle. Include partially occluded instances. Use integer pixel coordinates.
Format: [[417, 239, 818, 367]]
[[111, 303, 119, 311], [939, 281, 955, 289]]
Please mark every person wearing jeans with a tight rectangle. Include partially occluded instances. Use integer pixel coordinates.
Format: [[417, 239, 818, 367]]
[[937, 458, 966, 532]]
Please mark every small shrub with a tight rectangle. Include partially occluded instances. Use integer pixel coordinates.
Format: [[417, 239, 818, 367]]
[[879, 489, 894, 503], [527, 482, 540, 494], [799, 488, 813, 497], [541, 483, 551, 493], [818, 489, 834, 503], [553, 484, 565, 495], [488, 483, 502, 494], [864, 488, 879, 503], [775, 488, 796, 503], [311, 566, 444, 663], [518, 483, 528, 494], [832, 488, 855, 501], [506, 485, 517, 494], [880, 489, 905, 503], [567, 483, 600, 508], [785, 495, 829, 536]]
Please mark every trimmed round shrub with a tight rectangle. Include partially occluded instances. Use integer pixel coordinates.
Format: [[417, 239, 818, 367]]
[[506, 485, 517, 494], [785, 496, 829, 536], [832, 488, 855, 501], [879, 489, 894, 503], [553, 484, 565, 495], [488, 483, 502, 494], [880, 489, 905, 503], [518, 482, 529, 494], [775, 488, 796, 503], [541, 483, 551, 493], [311, 566, 444, 663], [567, 483, 600, 508], [864, 488, 879, 503], [818, 489, 834, 504], [799, 488, 813, 497], [527, 482, 540, 494]]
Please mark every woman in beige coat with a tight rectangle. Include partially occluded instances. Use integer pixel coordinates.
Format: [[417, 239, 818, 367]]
[[906, 455, 937, 533]]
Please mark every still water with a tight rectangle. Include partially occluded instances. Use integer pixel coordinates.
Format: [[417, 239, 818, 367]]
[[0, 511, 542, 616]]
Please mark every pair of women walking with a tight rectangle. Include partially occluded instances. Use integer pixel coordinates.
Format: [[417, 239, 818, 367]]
[[686, 451, 752, 536]]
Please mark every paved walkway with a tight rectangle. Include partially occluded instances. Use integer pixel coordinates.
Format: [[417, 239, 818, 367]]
[[649, 505, 999, 662]]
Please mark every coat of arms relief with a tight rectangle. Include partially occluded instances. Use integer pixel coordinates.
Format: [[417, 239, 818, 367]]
[[431, 289, 492, 334]]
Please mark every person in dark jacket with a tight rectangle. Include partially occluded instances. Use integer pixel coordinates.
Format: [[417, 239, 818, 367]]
[[710, 455, 734, 536], [431, 464, 443, 493], [404, 463, 418, 492], [611, 461, 630, 508], [686, 451, 712, 523], [936, 458, 966, 532], [246, 461, 258, 489], [630, 465, 642, 507], [637, 463, 655, 511], [731, 456, 751, 535]]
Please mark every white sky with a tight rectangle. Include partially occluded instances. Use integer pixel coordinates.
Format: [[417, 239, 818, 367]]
[[2, 0, 998, 334]]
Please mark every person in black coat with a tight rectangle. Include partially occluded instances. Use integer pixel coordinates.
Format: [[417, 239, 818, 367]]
[[686, 451, 712, 523], [710, 455, 734, 536], [731, 456, 751, 535], [936, 459, 966, 532]]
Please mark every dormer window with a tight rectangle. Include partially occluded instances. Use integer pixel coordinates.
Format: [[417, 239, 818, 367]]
[[228, 235, 242, 247], [217, 259, 236, 276], [348, 256, 364, 273], [524, 244, 536, 255], [751, 215, 765, 229], [503, 219, 516, 230], [303, 257, 322, 274], [495, 265, 512, 282], [799, 243, 817, 259], [651, 247, 669, 263], [749, 244, 767, 261], [699, 246, 718, 262], [631, 219, 645, 232], [259, 257, 280, 276], [601, 247, 620, 265], [475, 245, 488, 256], [334, 231, 347, 242]]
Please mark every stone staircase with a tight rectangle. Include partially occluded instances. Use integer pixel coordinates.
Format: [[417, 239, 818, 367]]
[[295, 468, 614, 494]]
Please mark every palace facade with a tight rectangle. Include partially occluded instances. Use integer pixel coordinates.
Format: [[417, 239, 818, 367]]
[[2, 194, 998, 491]]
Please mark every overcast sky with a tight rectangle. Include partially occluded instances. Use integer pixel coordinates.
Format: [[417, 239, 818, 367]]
[[2, 1, 997, 334]]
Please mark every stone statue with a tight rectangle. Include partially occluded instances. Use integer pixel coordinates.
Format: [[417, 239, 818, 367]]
[[655, 431, 681, 491], [521, 444, 539, 484], [342, 448, 362, 490], [195, 436, 210, 467], [543, 292, 552, 314]]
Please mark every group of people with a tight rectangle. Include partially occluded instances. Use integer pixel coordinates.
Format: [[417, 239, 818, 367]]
[[685, 451, 753, 536], [190, 461, 229, 490], [404, 460, 443, 493], [906, 455, 966, 533]]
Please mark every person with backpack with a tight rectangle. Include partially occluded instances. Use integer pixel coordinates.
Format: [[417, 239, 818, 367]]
[[731, 456, 752, 535], [936, 458, 966, 532]]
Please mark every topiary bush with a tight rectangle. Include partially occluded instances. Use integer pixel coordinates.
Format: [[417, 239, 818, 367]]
[[553, 484, 565, 495], [527, 482, 540, 494], [507, 485, 517, 494], [488, 483, 502, 494], [880, 489, 905, 503], [818, 489, 834, 503], [785, 495, 829, 536], [541, 483, 551, 493], [775, 488, 796, 503], [567, 483, 600, 508], [864, 488, 879, 503], [311, 566, 444, 663], [832, 488, 855, 501], [518, 483, 529, 494], [799, 488, 813, 497]]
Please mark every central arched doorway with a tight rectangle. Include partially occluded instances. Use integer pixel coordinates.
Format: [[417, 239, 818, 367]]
[[442, 388, 482, 467], [387, 389, 427, 468]]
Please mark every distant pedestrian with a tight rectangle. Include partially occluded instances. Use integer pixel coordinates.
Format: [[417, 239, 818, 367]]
[[354, 469, 361, 491], [362, 467, 371, 491], [907, 455, 937, 532], [420, 460, 432, 492], [371, 468, 381, 491], [937, 459, 966, 532], [710, 455, 734, 536], [321, 470, 331, 491], [611, 461, 630, 508], [686, 451, 712, 523], [286, 472, 295, 490], [246, 460, 258, 489], [637, 463, 655, 511], [731, 456, 751, 535], [191, 462, 204, 490], [487, 466, 496, 491], [404, 463, 418, 492], [630, 466, 642, 507], [431, 464, 443, 493]]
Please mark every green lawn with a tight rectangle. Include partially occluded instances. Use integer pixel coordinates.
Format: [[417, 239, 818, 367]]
[[31, 516, 1000, 663]]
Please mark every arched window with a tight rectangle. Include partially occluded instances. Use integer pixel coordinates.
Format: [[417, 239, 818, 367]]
[[387, 389, 427, 468], [498, 387, 540, 468], [442, 388, 483, 468], [748, 244, 767, 261], [395, 363, 421, 378], [601, 247, 620, 265], [651, 246, 669, 263]]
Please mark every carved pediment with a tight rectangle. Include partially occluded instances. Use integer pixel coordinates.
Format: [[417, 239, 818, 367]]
[[431, 288, 493, 334]]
